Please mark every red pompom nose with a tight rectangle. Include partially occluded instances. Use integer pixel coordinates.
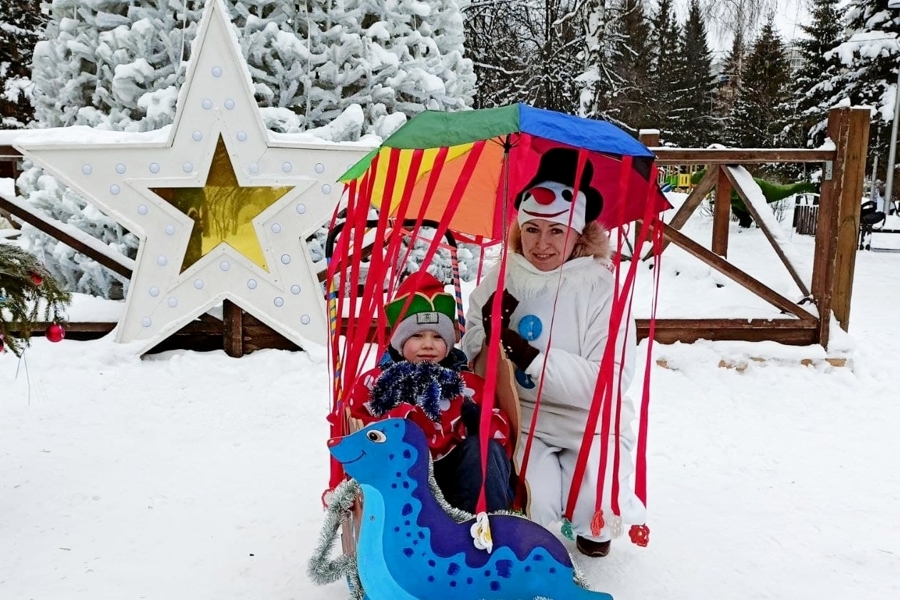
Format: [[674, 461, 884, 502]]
[[327, 437, 340, 447], [528, 186, 556, 205]]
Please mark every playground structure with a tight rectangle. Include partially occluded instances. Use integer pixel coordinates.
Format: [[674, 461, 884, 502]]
[[658, 164, 703, 192], [0, 107, 871, 352]]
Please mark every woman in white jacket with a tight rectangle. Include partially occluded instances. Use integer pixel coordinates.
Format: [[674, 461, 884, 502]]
[[461, 148, 645, 557]]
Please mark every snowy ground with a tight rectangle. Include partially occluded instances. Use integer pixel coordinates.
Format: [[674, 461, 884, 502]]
[[2, 197, 899, 600]]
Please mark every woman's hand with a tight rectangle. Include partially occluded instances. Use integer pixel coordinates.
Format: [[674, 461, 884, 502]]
[[500, 328, 540, 371], [481, 290, 519, 341]]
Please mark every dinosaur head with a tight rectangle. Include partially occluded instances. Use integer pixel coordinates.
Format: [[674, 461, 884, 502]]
[[328, 418, 429, 487]]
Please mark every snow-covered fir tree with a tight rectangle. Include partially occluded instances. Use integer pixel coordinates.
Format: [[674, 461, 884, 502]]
[[30, 0, 473, 135], [819, 0, 900, 192], [785, 0, 843, 149], [725, 18, 791, 152], [229, 0, 309, 131], [284, 0, 474, 135], [413, 0, 477, 111], [647, 0, 682, 136], [19, 0, 475, 298], [668, 0, 716, 147], [596, 0, 651, 129], [0, 0, 47, 129], [830, 0, 900, 116], [714, 33, 745, 141], [30, 1, 201, 131]]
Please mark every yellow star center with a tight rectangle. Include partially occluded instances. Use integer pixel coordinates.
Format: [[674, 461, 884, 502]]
[[152, 137, 292, 272]]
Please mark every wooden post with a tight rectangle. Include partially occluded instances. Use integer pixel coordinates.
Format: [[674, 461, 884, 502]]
[[832, 108, 870, 332], [223, 299, 244, 358], [811, 108, 870, 346], [638, 130, 660, 147], [712, 166, 731, 257]]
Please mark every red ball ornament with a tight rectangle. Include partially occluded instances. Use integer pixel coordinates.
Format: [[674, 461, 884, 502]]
[[628, 524, 650, 547], [45, 323, 66, 343], [30, 272, 43, 286]]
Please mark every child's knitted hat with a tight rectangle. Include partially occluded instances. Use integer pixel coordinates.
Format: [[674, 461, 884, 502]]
[[386, 273, 457, 354]]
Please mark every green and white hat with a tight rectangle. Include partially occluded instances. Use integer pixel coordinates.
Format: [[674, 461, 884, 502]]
[[386, 273, 457, 353]]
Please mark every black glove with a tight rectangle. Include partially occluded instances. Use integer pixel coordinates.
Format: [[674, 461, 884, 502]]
[[460, 398, 482, 436], [501, 328, 540, 371], [481, 289, 519, 342]]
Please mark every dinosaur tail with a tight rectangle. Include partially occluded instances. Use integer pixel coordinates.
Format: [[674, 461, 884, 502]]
[[560, 562, 613, 600], [573, 575, 614, 600], [573, 588, 613, 600], [532, 584, 613, 600]]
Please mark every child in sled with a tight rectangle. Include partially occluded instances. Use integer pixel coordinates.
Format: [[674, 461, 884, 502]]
[[346, 272, 514, 514]]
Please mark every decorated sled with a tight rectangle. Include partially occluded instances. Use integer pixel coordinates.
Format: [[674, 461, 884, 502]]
[[322, 217, 527, 553], [313, 104, 670, 600]]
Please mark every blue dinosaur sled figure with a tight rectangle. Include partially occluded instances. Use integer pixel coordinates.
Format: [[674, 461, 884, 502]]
[[328, 418, 613, 600]]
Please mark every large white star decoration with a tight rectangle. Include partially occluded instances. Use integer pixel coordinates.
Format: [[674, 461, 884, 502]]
[[16, 0, 373, 355]]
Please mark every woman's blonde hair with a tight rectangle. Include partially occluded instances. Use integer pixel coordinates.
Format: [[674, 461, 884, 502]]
[[507, 220, 611, 261]]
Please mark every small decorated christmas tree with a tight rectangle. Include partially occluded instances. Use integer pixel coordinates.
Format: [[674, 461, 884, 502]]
[[0, 244, 71, 356]]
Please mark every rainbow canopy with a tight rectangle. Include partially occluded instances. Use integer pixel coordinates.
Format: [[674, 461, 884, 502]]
[[339, 103, 670, 239]]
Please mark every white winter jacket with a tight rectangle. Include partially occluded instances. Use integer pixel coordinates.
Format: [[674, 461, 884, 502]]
[[462, 252, 636, 448]]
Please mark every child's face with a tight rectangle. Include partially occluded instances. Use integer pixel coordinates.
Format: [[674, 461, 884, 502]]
[[401, 330, 449, 363]]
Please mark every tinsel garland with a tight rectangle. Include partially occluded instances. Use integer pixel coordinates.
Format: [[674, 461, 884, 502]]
[[306, 478, 364, 599], [369, 361, 465, 422], [0, 244, 71, 356]]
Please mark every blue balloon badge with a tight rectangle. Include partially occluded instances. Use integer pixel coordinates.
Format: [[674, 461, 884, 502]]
[[515, 369, 536, 389], [518, 314, 542, 341], [514, 314, 543, 389]]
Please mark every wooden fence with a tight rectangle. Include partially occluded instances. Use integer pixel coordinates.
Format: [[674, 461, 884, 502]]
[[638, 106, 870, 347], [1, 107, 871, 353]]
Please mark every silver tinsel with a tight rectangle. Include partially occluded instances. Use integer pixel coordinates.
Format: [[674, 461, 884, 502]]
[[306, 478, 364, 600]]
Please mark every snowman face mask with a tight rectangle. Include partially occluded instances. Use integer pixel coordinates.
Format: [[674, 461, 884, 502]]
[[517, 180, 587, 234]]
